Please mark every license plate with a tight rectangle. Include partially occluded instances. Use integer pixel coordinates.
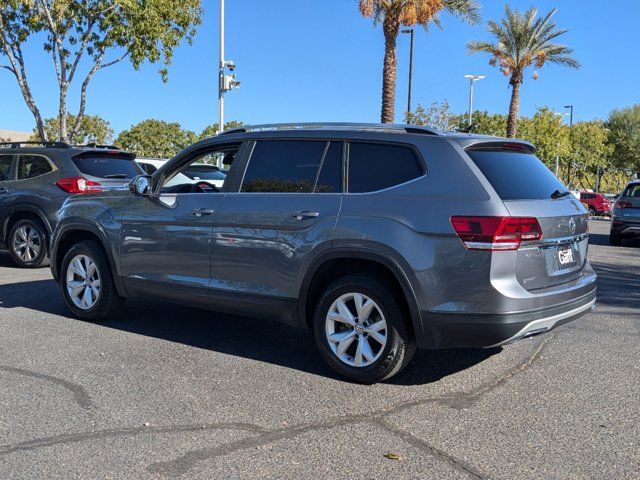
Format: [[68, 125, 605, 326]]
[[557, 246, 575, 267]]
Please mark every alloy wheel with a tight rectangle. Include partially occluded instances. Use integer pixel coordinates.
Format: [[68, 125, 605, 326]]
[[325, 292, 388, 367], [12, 225, 42, 263], [66, 255, 101, 310]]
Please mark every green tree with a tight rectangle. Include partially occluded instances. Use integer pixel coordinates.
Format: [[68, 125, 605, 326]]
[[517, 107, 570, 173], [407, 101, 458, 131], [0, 0, 202, 143], [199, 121, 245, 140], [359, 0, 479, 123], [457, 110, 508, 136], [30, 114, 113, 145], [468, 6, 580, 137], [608, 104, 640, 178], [115, 119, 196, 158], [566, 120, 614, 191]]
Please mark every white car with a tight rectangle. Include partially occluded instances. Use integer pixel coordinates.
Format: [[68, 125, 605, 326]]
[[136, 158, 227, 190]]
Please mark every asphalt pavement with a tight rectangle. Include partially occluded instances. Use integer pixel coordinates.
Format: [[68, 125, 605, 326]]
[[0, 219, 638, 479]]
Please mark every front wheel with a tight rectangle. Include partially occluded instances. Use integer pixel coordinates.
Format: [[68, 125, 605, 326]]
[[313, 275, 415, 384], [61, 240, 124, 321]]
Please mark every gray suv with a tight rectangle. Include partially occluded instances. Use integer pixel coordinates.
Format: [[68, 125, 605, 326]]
[[50, 124, 597, 383], [0, 142, 141, 268]]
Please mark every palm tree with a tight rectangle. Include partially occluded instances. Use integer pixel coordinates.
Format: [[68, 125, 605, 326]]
[[359, 0, 479, 124], [468, 6, 580, 138]]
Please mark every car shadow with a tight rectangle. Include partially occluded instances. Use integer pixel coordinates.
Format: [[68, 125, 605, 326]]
[[589, 231, 640, 248], [0, 274, 499, 386]]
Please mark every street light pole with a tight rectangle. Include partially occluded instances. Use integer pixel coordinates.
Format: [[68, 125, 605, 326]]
[[218, 0, 225, 133], [464, 75, 485, 127], [564, 105, 574, 185], [401, 29, 414, 123]]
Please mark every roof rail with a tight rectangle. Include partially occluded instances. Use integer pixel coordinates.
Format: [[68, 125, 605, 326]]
[[218, 122, 441, 136], [0, 140, 71, 149]]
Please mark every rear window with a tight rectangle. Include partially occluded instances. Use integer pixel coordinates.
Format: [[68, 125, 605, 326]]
[[623, 184, 640, 198], [467, 150, 566, 200], [72, 154, 142, 179]]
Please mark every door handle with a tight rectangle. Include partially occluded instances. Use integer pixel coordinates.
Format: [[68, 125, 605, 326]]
[[291, 211, 320, 220], [192, 208, 215, 217]]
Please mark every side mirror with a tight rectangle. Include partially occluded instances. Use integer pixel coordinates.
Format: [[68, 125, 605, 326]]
[[129, 175, 151, 196]]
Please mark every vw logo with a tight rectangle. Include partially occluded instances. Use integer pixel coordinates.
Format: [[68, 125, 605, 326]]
[[568, 217, 576, 235]]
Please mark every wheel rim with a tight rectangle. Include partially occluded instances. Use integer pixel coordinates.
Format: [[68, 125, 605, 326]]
[[12, 225, 42, 263], [325, 292, 387, 368], [66, 254, 101, 310]]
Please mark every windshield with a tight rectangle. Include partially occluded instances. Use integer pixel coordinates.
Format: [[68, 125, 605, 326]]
[[467, 150, 567, 200]]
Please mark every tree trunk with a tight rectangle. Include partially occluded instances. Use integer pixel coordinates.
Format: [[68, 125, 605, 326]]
[[506, 77, 521, 138], [59, 85, 68, 143], [381, 16, 399, 124]]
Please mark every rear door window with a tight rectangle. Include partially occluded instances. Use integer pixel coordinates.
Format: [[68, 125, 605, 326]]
[[348, 142, 424, 193], [17, 155, 54, 180], [0, 155, 12, 181], [241, 140, 328, 193], [467, 150, 566, 200], [72, 154, 142, 179]]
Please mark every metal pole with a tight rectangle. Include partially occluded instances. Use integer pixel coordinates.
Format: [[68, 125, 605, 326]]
[[407, 29, 414, 123], [468, 77, 474, 126], [218, 0, 225, 133], [564, 105, 574, 185]]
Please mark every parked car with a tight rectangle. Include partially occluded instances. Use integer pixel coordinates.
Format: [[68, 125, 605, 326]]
[[579, 191, 611, 216], [609, 180, 640, 245], [137, 158, 227, 189], [0, 141, 141, 268], [49, 123, 597, 383]]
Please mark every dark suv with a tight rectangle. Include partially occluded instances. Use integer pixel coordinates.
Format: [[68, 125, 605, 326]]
[[50, 124, 597, 383], [0, 142, 141, 267], [610, 180, 640, 245]]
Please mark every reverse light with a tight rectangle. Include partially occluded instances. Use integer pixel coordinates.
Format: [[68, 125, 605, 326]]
[[615, 200, 632, 209], [55, 177, 103, 194], [450, 216, 543, 251]]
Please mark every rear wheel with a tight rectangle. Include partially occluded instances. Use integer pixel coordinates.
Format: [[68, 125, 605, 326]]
[[609, 232, 622, 246], [313, 275, 415, 384], [8, 219, 49, 268], [589, 208, 596, 217], [61, 240, 124, 321]]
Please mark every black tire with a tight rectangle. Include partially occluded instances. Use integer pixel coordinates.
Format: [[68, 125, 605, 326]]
[[609, 233, 622, 246], [8, 218, 49, 268], [312, 274, 416, 384], [589, 208, 596, 217], [60, 240, 124, 321]]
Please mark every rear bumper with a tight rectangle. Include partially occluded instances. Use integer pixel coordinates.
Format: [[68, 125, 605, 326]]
[[417, 288, 596, 349], [611, 218, 640, 237]]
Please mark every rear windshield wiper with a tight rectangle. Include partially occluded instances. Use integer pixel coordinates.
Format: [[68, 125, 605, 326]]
[[103, 174, 128, 179], [551, 189, 571, 199]]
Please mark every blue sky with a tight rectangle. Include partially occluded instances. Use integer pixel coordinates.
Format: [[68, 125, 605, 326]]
[[1, 0, 638, 136]]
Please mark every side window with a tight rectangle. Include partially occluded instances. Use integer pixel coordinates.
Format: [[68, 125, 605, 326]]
[[315, 142, 343, 193], [241, 140, 327, 193], [160, 144, 238, 194], [348, 142, 424, 193], [17, 155, 53, 180], [0, 155, 12, 181]]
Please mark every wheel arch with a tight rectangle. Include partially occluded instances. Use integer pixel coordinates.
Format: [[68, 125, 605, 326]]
[[4, 205, 52, 244], [298, 248, 424, 341], [52, 222, 126, 297]]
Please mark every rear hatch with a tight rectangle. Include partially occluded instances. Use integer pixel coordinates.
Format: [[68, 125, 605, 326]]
[[467, 145, 589, 291], [71, 150, 142, 190]]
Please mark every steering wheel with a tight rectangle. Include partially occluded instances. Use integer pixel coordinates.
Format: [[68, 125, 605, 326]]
[[190, 181, 218, 193]]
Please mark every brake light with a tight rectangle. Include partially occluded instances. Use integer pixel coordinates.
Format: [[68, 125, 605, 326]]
[[615, 200, 632, 209], [55, 177, 103, 194], [450, 216, 543, 251]]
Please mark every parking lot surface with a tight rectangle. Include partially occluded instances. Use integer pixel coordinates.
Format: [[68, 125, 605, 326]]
[[0, 219, 638, 479]]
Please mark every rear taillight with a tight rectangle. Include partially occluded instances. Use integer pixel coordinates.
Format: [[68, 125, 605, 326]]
[[55, 177, 103, 194], [450, 216, 543, 251], [615, 200, 632, 209]]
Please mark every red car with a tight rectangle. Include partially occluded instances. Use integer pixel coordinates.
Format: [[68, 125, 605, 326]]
[[580, 191, 611, 216]]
